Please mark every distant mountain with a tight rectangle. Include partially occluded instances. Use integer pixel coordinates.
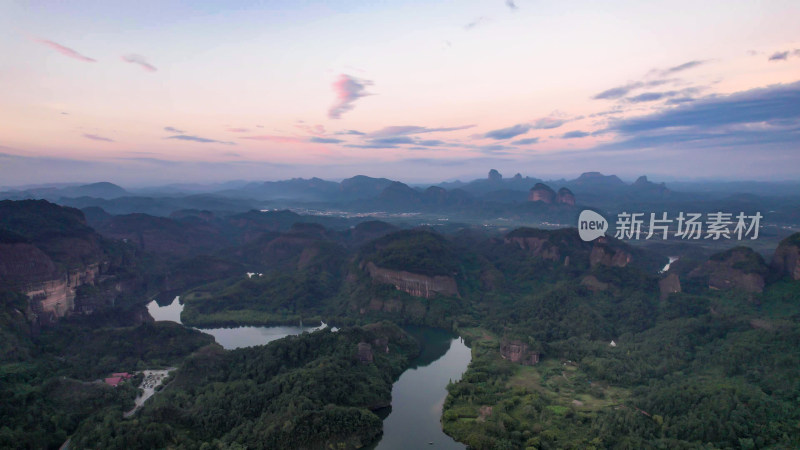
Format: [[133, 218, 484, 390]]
[[438, 169, 543, 195], [60, 194, 262, 217], [339, 175, 394, 200], [0, 181, 128, 201], [59, 182, 128, 199], [569, 171, 626, 188], [227, 177, 340, 202]]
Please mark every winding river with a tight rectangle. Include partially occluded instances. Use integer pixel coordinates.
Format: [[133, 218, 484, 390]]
[[147, 297, 471, 448]]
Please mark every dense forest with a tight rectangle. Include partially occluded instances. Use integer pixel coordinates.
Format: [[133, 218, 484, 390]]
[[68, 323, 418, 449], [0, 303, 214, 449], [2, 199, 800, 449], [443, 282, 800, 449]]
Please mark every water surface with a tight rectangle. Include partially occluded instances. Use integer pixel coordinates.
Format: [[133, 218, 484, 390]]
[[147, 298, 472, 448], [372, 327, 470, 450], [146, 297, 323, 349]]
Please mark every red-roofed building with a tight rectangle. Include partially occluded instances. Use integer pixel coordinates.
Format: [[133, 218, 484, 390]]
[[112, 372, 132, 379], [104, 376, 123, 387]]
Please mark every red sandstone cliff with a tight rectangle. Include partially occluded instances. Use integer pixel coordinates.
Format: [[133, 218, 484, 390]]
[[365, 262, 459, 298]]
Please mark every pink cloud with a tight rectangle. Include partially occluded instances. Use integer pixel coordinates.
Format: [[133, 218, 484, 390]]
[[227, 127, 251, 133], [240, 135, 305, 143], [122, 54, 157, 72], [83, 133, 114, 142], [328, 74, 372, 119], [294, 123, 326, 136], [36, 39, 96, 62]]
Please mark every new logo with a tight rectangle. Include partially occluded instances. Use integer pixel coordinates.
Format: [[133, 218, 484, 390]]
[[578, 210, 607, 241]]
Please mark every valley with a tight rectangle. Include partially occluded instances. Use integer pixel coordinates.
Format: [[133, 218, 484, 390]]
[[1, 172, 799, 449]]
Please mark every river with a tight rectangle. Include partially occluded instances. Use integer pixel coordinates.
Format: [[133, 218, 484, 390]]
[[146, 297, 471, 448]]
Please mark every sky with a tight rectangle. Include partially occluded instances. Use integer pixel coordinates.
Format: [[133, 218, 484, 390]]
[[1, 0, 799, 187]]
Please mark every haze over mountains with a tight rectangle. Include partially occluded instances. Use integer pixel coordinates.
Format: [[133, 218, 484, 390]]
[[3, 171, 798, 248], [3, 170, 798, 211]]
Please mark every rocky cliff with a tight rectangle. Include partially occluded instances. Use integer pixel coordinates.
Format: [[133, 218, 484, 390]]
[[500, 340, 540, 365], [505, 235, 561, 261], [658, 273, 682, 300], [689, 247, 768, 294], [365, 262, 459, 298], [528, 183, 556, 203], [504, 228, 640, 270], [0, 200, 115, 323], [556, 187, 576, 206], [589, 238, 633, 268], [771, 232, 800, 280]]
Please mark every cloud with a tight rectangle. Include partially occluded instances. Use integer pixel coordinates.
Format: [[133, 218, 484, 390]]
[[593, 82, 644, 100], [768, 51, 789, 61], [122, 54, 157, 72], [484, 124, 531, 140], [531, 117, 566, 129], [594, 81, 800, 152], [239, 135, 303, 144], [660, 60, 706, 75], [561, 130, 590, 139], [626, 87, 703, 103], [371, 136, 416, 145], [593, 79, 672, 100], [366, 125, 474, 138], [35, 39, 96, 62], [82, 133, 114, 142], [309, 137, 344, 144], [418, 139, 445, 146], [506, 0, 518, 11], [464, 17, 488, 30], [345, 143, 399, 149], [295, 123, 326, 136], [768, 49, 800, 61], [227, 127, 250, 133], [612, 81, 800, 134], [166, 134, 236, 145], [328, 74, 373, 119], [627, 91, 674, 103], [511, 137, 540, 145], [665, 97, 695, 105], [335, 129, 365, 135], [477, 144, 514, 154], [164, 126, 185, 133]]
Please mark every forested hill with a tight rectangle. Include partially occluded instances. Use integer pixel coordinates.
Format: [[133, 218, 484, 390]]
[[69, 323, 418, 449], [2, 199, 800, 449]]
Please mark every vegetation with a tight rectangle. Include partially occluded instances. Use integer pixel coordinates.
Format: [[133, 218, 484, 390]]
[[0, 309, 213, 449], [361, 229, 462, 276], [3, 199, 800, 449], [443, 282, 800, 449], [69, 323, 418, 449]]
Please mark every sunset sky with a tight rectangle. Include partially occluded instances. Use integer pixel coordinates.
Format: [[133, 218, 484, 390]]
[[1, 0, 799, 186]]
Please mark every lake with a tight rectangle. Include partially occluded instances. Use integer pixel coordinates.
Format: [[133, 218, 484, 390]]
[[147, 296, 324, 349], [146, 297, 471, 448]]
